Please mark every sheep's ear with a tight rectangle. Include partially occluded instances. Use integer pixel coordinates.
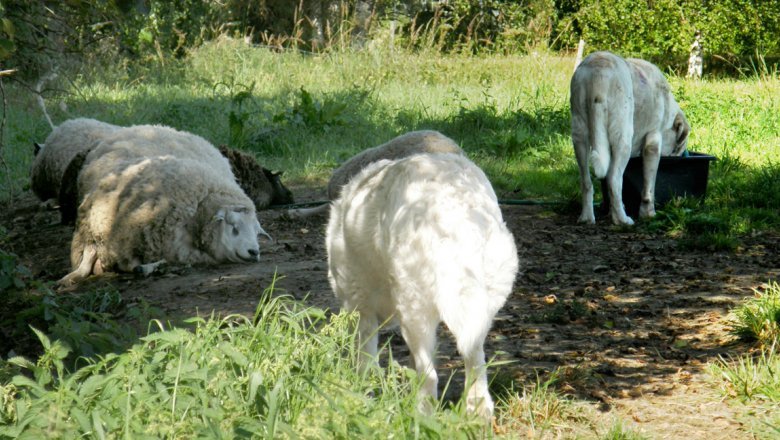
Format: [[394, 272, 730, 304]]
[[213, 208, 226, 222], [34, 142, 43, 156]]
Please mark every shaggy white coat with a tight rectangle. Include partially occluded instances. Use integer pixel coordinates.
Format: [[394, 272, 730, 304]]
[[288, 130, 462, 217], [570, 51, 690, 225], [327, 153, 519, 418], [60, 125, 268, 285]]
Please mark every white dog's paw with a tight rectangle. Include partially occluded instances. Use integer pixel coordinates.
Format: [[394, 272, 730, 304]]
[[466, 394, 494, 420], [578, 212, 596, 224], [416, 395, 436, 416], [639, 202, 656, 218], [611, 213, 635, 226]]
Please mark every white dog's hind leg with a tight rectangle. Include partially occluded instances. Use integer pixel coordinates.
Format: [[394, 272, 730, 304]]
[[607, 137, 634, 226], [572, 134, 596, 224], [352, 312, 381, 378], [640, 132, 662, 218], [463, 345, 493, 419], [400, 319, 439, 415], [445, 296, 495, 418]]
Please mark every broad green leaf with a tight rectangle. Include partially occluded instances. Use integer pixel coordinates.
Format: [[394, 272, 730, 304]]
[[218, 342, 248, 367], [7, 356, 35, 370], [29, 327, 51, 350], [10, 375, 46, 394], [92, 409, 107, 440]]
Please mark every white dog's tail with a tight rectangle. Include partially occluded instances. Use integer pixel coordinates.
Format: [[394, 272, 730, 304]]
[[588, 96, 610, 179]]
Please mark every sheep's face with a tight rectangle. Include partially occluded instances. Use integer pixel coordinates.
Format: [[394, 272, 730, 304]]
[[205, 206, 271, 263]]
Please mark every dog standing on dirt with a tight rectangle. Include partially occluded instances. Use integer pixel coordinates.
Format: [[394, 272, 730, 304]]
[[570, 51, 690, 225]]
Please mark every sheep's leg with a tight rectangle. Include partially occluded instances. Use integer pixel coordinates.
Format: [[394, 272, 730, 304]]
[[58, 244, 98, 286], [572, 132, 595, 224], [286, 203, 329, 219], [640, 132, 662, 218], [400, 320, 439, 414], [607, 134, 634, 225], [133, 259, 167, 277]]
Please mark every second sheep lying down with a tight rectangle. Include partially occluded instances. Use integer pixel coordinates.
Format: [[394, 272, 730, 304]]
[[288, 130, 462, 217], [327, 153, 519, 418], [60, 125, 271, 285], [30, 118, 120, 222], [218, 145, 294, 210]]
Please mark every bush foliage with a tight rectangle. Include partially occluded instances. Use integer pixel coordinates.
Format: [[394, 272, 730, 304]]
[[1, 1, 779, 76]]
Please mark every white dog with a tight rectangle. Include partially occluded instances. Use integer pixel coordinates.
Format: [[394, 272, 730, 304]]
[[570, 51, 690, 225], [327, 153, 519, 418]]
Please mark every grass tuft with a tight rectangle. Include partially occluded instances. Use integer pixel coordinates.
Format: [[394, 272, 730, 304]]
[[728, 281, 780, 347]]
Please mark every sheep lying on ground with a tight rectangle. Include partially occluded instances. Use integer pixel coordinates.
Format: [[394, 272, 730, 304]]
[[218, 145, 294, 209], [327, 153, 519, 418], [30, 118, 120, 216], [60, 125, 270, 285], [570, 51, 690, 225], [288, 130, 462, 217]]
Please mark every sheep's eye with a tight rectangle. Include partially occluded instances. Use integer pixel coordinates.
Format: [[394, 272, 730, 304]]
[[232, 227, 240, 236]]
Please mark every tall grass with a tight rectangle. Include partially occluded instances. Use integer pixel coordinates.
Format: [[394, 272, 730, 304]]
[[0, 287, 490, 438]]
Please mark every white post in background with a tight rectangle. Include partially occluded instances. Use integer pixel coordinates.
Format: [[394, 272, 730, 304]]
[[574, 39, 585, 71], [687, 30, 703, 79]]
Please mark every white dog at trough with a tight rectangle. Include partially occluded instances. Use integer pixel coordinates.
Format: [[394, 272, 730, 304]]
[[570, 50, 690, 225], [326, 152, 519, 418]]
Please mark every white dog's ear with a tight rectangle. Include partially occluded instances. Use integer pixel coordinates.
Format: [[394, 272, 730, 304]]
[[673, 111, 690, 153]]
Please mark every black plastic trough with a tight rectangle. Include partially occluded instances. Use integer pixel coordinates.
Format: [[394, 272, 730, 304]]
[[600, 152, 717, 218]]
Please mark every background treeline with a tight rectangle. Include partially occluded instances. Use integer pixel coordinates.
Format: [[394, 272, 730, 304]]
[[1, 0, 779, 78]]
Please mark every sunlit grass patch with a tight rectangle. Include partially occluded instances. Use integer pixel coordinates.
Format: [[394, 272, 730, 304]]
[[728, 281, 780, 347], [493, 368, 647, 439], [709, 282, 780, 437]]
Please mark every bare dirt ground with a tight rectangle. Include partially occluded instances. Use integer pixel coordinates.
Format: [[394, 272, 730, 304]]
[[4, 187, 779, 439]]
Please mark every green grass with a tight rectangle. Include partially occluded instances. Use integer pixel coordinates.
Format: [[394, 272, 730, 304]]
[[709, 282, 780, 437], [4, 37, 778, 232], [728, 281, 780, 347]]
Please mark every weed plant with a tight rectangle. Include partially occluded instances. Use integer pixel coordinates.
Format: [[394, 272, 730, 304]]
[[0, 287, 489, 438]]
